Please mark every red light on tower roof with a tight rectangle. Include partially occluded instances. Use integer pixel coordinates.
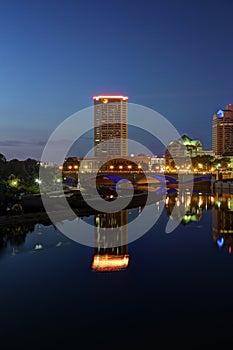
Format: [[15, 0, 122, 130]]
[[93, 95, 128, 100]]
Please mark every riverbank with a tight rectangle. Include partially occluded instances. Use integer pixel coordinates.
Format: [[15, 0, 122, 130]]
[[0, 189, 163, 228]]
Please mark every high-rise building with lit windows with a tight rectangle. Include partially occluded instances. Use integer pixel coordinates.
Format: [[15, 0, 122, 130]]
[[93, 95, 128, 157], [212, 104, 233, 156]]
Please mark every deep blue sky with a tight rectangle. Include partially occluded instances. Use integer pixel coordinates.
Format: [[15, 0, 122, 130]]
[[1, 0, 233, 160]]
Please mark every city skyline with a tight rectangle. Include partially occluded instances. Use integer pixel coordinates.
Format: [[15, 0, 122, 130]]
[[1, 98, 233, 162], [1, 0, 233, 160]]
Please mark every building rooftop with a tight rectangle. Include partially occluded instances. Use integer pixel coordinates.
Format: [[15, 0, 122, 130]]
[[93, 95, 128, 100]]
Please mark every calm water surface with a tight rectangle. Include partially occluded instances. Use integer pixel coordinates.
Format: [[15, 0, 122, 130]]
[[0, 191, 232, 345]]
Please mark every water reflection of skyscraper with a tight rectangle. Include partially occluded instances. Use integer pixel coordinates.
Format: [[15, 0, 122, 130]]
[[1, 193, 232, 259], [91, 210, 129, 272], [212, 194, 233, 254], [165, 191, 233, 253]]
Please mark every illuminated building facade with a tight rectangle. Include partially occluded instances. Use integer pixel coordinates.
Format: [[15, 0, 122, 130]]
[[165, 134, 213, 168], [212, 104, 233, 156], [93, 95, 128, 157], [166, 135, 204, 158]]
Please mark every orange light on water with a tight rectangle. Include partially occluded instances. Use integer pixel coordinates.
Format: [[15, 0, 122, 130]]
[[92, 254, 129, 271]]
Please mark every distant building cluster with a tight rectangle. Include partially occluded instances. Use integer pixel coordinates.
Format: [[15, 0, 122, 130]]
[[61, 97, 233, 174]]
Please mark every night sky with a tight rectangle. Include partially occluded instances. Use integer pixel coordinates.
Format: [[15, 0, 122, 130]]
[[1, 0, 233, 160]]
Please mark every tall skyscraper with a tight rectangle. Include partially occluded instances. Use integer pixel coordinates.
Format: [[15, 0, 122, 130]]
[[212, 104, 233, 156], [93, 95, 128, 157]]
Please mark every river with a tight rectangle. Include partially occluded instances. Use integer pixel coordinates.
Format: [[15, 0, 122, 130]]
[[0, 189, 232, 346]]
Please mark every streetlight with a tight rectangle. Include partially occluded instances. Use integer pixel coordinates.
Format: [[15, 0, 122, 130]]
[[35, 178, 42, 184]]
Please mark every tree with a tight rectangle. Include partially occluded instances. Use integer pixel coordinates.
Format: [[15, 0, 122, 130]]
[[0, 154, 6, 163]]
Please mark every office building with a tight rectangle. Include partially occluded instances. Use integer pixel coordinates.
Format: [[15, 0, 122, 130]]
[[212, 104, 233, 156], [93, 95, 128, 157], [165, 134, 213, 168]]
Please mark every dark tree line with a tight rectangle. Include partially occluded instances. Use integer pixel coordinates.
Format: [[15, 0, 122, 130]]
[[0, 154, 40, 213], [0, 154, 39, 182]]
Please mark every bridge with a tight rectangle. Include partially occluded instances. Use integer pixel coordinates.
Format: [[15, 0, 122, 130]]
[[80, 172, 215, 192]]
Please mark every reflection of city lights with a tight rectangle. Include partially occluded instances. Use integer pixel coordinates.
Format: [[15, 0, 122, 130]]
[[198, 197, 203, 207], [92, 254, 129, 271], [217, 237, 224, 248], [227, 198, 233, 210]]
